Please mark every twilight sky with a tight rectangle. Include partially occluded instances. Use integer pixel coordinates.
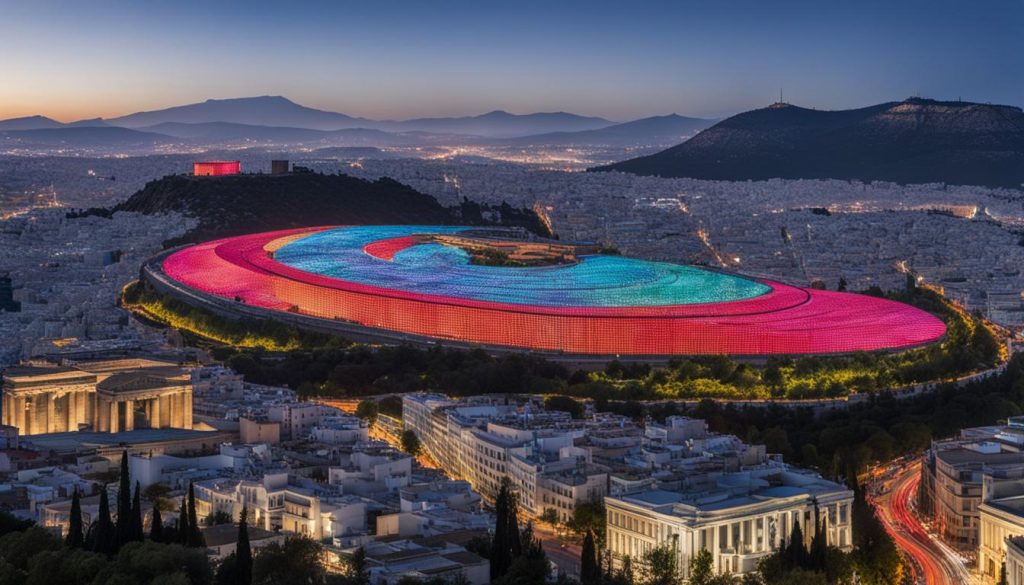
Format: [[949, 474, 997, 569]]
[[2, 0, 1022, 122]]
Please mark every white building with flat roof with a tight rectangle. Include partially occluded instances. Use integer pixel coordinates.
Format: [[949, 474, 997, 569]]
[[606, 466, 853, 579]]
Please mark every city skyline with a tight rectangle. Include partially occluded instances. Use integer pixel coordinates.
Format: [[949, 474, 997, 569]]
[[2, 0, 1022, 122]]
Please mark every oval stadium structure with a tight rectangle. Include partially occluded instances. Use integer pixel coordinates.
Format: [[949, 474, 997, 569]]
[[145, 225, 947, 360]]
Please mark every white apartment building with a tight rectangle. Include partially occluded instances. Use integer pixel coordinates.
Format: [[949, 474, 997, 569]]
[[403, 394, 608, 517], [1007, 537, 1024, 585], [979, 471, 1024, 584], [606, 466, 853, 579]]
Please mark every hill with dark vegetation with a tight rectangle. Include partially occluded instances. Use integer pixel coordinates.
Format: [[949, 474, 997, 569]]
[[98, 172, 550, 245], [594, 98, 1024, 189]]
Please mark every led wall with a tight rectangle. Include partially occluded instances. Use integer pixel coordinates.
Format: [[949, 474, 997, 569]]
[[159, 226, 948, 357], [193, 161, 241, 176]]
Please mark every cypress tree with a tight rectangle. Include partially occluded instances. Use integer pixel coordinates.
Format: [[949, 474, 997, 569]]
[[91, 488, 116, 556], [150, 503, 164, 543], [130, 481, 144, 542], [350, 546, 369, 585], [237, 505, 252, 585], [490, 479, 512, 580], [116, 450, 132, 546], [66, 488, 84, 548], [178, 496, 190, 546], [505, 479, 521, 559], [581, 530, 599, 585], [187, 482, 205, 547], [810, 502, 828, 570], [786, 520, 807, 569]]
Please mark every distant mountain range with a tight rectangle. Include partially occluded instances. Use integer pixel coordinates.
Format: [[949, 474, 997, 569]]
[[594, 98, 1024, 189], [0, 96, 705, 147], [108, 96, 364, 131]]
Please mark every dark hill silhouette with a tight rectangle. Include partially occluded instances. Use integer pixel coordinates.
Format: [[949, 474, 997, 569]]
[[594, 98, 1024, 189], [109, 96, 365, 131], [107, 173, 550, 245], [0, 115, 65, 131]]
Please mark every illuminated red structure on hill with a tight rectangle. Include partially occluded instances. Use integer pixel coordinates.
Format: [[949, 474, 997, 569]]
[[193, 161, 241, 176], [154, 226, 947, 358]]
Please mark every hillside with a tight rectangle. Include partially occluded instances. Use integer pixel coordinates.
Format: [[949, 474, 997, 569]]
[[109, 96, 365, 130], [0, 126, 172, 147], [109, 172, 550, 245], [594, 98, 1024, 189], [0, 115, 65, 131], [502, 114, 715, 146]]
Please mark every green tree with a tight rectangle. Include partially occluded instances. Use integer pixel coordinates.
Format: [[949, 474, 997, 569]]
[[639, 542, 677, 585], [66, 489, 84, 548], [809, 504, 827, 571], [0, 509, 34, 537], [237, 505, 252, 585], [580, 530, 599, 585], [90, 488, 117, 556], [217, 552, 240, 585], [354, 400, 379, 426], [116, 450, 132, 547], [98, 540, 213, 585], [491, 477, 522, 580], [187, 482, 206, 548], [178, 496, 190, 546], [567, 501, 606, 542], [688, 549, 715, 585], [400, 430, 422, 457], [252, 536, 329, 585], [494, 524, 549, 585], [544, 395, 584, 419], [150, 504, 164, 543], [131, 481, 144, 542], [346, 546, 369, 585], [784, 521, 807, 569], [540, 508, 559, 526]]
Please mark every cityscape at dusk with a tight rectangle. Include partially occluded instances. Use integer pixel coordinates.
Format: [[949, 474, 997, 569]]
[[1, 2, 1023, 585]]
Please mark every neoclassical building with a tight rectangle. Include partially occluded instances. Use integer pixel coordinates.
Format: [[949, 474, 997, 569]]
[[2, 358, 193, 436]]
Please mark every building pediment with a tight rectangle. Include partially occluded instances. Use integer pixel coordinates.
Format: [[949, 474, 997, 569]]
[[96, 371, 189, 395]]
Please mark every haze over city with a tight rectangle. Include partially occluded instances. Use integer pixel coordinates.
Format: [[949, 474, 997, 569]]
[[1, 3, 1024, 585]]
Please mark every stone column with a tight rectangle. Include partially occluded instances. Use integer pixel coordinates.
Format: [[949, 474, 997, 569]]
[[124, 400, 134, 432], [183, 391, 192, 429], [151, 397, 161, 429], [171, 393, 184, 428], [44, 393, 56, 433], [109, 401, 119, 433], [66, 392, 75, 432], [14, 396, 26, 433]]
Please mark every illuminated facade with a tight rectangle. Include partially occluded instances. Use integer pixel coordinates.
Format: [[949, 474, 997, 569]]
[[1, 359, 194, 436], [152, 225, 947, 358], [193, 161, 241, 176]]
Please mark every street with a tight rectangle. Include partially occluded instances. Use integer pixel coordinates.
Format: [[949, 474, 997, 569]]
[[533, 522, 582, 578], [871, 461, 974, 585]]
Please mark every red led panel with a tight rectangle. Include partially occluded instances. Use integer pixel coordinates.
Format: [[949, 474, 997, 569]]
[[193, 161, 241, 176]]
